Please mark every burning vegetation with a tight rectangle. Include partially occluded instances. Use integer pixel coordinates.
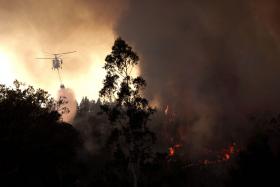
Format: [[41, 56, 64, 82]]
[[1, 38, 280, 187], [168, 144, 182, 157]]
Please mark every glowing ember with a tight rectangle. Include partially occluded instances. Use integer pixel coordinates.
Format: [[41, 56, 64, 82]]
[[168, 144, 182, 157], [174, 144, 182, 148], [222, 143, 238, 161], [204, 160, 209, 165], [224, 153, 230, 160], [184, 143, 241, 167], [165, 105, 169, 115], [169, 147, 175, 156]]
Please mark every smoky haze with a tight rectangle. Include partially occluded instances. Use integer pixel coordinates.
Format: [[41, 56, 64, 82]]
[[1, 0, 280, 152], [0, 0, 127, 101], [116, 0, 280, 150]]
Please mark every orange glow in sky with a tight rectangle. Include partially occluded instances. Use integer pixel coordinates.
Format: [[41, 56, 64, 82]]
[[0, 49, 15, 85], [0, 0, 129, 103], [0, 43, 113, 102]]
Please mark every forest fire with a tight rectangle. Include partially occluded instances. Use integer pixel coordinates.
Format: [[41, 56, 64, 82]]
[[168, 144, 182, 157], [222, 143, 237, 161], [168, 142, 241, 168], [1, 0, 280, 186], [164, 104, 240, 164], [169, 147, 175, 156], [201, 143, 240, 165]]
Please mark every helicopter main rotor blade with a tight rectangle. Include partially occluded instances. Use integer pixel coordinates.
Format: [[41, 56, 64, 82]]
[[35, 57, 53, 59], [35, 58, 54, 60], [53, 51, 77, 56], [35, 58, 53, 59]]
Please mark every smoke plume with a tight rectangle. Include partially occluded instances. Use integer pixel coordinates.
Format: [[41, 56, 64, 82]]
[[2, 0, 280, 153], [115, 0, 280, 150], [0, 0, 127, 101], [58, 87, 77, 124]]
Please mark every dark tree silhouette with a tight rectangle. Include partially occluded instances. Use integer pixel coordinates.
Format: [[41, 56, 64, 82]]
[[99, 37, 155, 187], [0, 81, 82, 187], [79, 97, 91, 115], [229, 114, 280, 187]]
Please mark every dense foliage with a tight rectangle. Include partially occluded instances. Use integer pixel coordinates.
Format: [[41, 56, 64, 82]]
[[0, 81, 82, 187], [99, 38, 155, 187]]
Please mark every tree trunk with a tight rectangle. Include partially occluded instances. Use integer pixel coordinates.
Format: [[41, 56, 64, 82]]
[[130, 163, 138, 187]]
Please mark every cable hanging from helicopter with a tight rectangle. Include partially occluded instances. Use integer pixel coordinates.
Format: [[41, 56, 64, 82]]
[[36, 51, 76, 88]]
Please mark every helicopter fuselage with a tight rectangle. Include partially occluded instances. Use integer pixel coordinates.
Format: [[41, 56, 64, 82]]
[[52, 56, 62, 70], [37, 51, 75, 71]]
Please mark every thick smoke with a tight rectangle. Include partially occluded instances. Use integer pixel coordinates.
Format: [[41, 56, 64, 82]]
[[2, 0, 280, 154], [0, 0, 126, 101], [116, 0, 280, 151]]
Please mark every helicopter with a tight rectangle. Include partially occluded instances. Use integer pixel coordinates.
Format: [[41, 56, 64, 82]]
[[36, 51, 76, 87], [36, 51, 76, 70]]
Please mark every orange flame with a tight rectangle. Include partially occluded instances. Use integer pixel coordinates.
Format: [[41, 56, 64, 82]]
[[222, 144, 237, 161], [164, 105, 169, 115], [169, 147, 175, 156], [168, 144, 182, 157]]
